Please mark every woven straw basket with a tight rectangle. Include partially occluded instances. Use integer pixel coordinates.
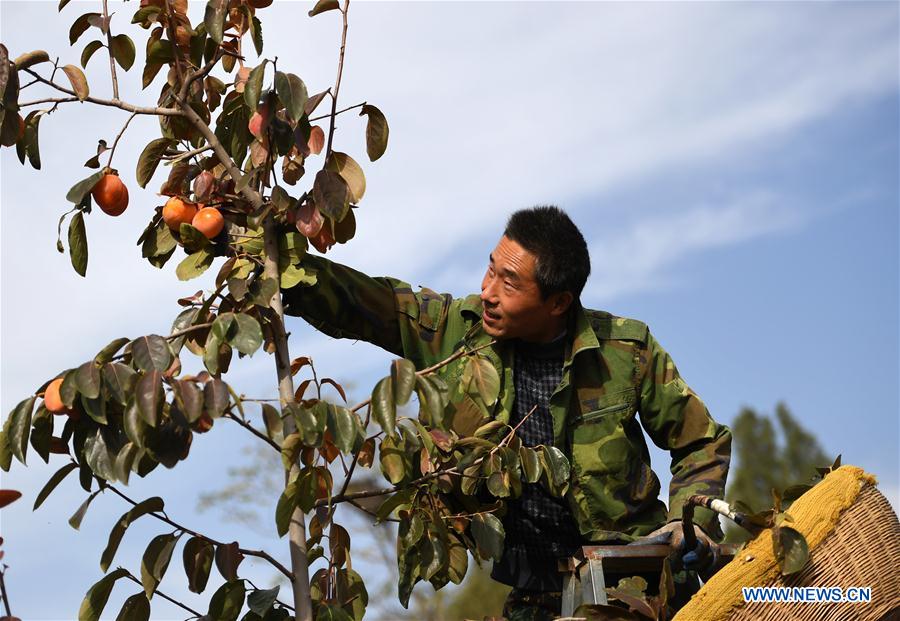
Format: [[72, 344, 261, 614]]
[[674, 466, 900, 621]]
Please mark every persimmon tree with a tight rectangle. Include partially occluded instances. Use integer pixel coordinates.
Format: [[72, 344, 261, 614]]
[[0, 2, 570, 620]]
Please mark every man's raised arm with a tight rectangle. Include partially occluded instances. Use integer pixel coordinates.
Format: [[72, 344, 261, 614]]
[[636, 332, 732, 539], [281, 254, 459, 368]]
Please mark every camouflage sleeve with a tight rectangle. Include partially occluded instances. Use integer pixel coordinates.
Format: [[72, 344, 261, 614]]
[[636, 331, 732, 539], [281, 254, 459, 368]]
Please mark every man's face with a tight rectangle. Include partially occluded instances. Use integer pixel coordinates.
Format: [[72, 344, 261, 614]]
[[480, 236, 571, 343]]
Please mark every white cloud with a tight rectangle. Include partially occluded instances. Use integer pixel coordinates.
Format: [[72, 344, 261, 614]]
[[585, 192, 802, 301]]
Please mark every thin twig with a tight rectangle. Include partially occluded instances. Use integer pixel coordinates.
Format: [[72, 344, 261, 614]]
[[349, 340, 495, 414], [106, 112, 137, 169], [162, 0, 187, 88], [106, 485, 293, 580], [308, 101, 365, 124], [347, 498, 399, 523], [21, 69, 182, 116], [225, 411, 280, 452], [324, 0, 351, 159], [317, 402, 533, 509], [161, 145, 213, 164], [101, 0, 119, 99], [122, 571, 201, 617], [0, 565, 12, 618]]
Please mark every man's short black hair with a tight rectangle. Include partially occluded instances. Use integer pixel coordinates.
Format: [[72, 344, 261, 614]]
[[503, 206, 590, 300]]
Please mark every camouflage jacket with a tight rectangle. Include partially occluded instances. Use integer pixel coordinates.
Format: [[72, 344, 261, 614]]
[[283, 255, 732, 540]]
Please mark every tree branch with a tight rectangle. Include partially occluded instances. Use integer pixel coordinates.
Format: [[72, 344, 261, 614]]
[[0, 565, 12, 618], [106, 112, 137, 169], [21, 69, 182, 116], [105, 484, 293, 580], [121, 571, 202, 617], [349, 340, 495, 414], [225, 411, 280, 452], [317, 404, 535, 509], [308, 101, 364, 124], [101, 0, 119, 100], [324, 0, 351, 159]]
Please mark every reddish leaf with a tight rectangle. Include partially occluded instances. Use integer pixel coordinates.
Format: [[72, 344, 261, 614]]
[[0, 489, 22, 508]]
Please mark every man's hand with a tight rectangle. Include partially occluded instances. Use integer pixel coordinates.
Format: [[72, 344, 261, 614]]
[[635, 521, 719, 572]]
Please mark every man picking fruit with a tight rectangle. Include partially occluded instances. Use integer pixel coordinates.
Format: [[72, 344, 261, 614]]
[[283, 206, 731, 619]]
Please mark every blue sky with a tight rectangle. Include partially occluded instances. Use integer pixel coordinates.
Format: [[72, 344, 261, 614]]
[[1, 1, 898, 619]]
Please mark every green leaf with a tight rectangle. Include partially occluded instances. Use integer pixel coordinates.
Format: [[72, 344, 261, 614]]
[[378, 435, 406, 485], [136, 370, 163, 427], [244, 62, 266, 110], [142, 61, 163, 89], [309, 0, 340, 17], [326, 404, 356, 453], [136, 137, 173, 188], [280, 263, 315, 289], [122, 399, 148, 448], [140, 532, 180, 598], [204, 0, 228, 45], [177, 380, 204, 423], [113, 442, 139, 485], [182, 536, 214, 594], [79, 39, 100, 68], [132, 335, 173, 372], [176, 248, 214, 281], [461, 356, 500, 406], [114, 593, 150, 621], [375, 487, 414, 523], [774, 525, 809, 576], [95, 337, 130, 364], [204, 379, 229, 417], [33, 461, 78, 510], [371, 376, 395, 437], [231, 313, 263, 355], [275, 71, 307, 122], [100, 496, 165, 572], [215, 542, 244, 582], [208, 580, 246, 621], [78, 567, 128, 621], [8, 396, 35, 464], [316, 605, 354, 621], [249, 15, 263, 55], [69, 490, 101, 530], [359, 104, 389, 161], [519, 446, 542, 483], [102, 362, 136, 406], [447, 539, 468, 585], [68, 211, 88, 276], [326, 151, 365, 204], [312, 169, 350, 222], [415, 375, 447, 428], [76, 361, 102, 399], [390, 358, 416, 406], [110, 34, 135, 71], [248, 586, 280, 616], [262, 403, 283, 443], [84, 428, 115, 479], [275, 482, 297, 537], [146, 39, 173, 64], [420, 534, 448, 581], [21, 110, 43, 169], [69, 13, 101, 45], [29, 406, 51, 463], [67, 170, 104, 204], [539, 445, 570, 496], [471, 513, 505, 561], [14, 49, 50, 69], [62, 64, 89, 100]]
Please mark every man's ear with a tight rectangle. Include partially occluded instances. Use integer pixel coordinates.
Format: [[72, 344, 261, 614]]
[[549, 291, 574, 317]]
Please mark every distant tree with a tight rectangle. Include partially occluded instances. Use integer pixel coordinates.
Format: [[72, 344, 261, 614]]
[[725, 402, 831, 541]]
